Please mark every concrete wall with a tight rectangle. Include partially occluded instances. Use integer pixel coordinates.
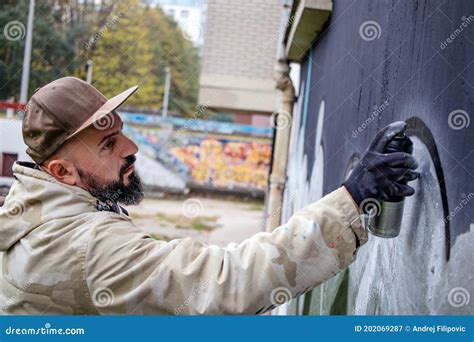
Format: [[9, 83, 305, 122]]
[[283, 0, 473, 315]]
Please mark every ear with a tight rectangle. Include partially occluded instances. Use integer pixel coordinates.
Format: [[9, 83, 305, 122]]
[[46, 159, 80, 186]]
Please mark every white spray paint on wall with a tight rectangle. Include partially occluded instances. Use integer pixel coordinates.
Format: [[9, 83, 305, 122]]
[[283, 98, 473, 314], [348, 136, 473, 314], [279, 95, 327, 315], [283, 98, 326, 223]]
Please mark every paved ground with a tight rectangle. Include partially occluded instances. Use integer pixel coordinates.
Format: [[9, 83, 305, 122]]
[[126, 195, 266, 247]]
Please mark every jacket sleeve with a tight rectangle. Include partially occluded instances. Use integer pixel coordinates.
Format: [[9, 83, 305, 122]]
[[84, 187, 367, 315]]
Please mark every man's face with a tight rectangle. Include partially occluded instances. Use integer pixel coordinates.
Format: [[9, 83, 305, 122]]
[[48, 112, 144, 205]]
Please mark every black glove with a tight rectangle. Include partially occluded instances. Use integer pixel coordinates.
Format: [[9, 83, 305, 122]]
[[343, 121, 419, 206]]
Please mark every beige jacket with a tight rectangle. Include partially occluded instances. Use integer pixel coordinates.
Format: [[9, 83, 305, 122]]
[[0, 162, 367, 315]]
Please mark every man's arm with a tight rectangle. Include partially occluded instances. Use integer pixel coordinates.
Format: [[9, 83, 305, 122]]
[[84, 186, 366, 315]]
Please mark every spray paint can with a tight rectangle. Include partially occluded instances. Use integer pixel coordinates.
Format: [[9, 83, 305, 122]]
[[368, 132, 413, 238]]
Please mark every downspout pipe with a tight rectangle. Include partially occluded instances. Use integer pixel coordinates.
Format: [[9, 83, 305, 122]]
[[265, 59, 296, 232]]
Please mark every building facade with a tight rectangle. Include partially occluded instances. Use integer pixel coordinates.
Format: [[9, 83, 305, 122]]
[[198, 0, 283, 128], [144, 0, 206, 47]]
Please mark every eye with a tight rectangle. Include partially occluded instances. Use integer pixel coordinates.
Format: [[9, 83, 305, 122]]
[[102, 138, 116, 151]]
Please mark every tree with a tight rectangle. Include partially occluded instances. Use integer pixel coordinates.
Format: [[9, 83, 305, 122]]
[[82, 1, 159, 108], [0, 1, 87, 101], [0, 0, 200, 116], [142, 5, 200, 115]]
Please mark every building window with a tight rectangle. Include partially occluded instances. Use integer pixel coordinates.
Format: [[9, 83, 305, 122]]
[[180, 9, 189, 18]]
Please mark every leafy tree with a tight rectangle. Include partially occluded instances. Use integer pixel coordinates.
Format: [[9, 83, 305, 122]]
[[142, 5, 200, 115], [0, 0, 200, 116], [82, 1, 158, 108], [0, 1, 87, 100]]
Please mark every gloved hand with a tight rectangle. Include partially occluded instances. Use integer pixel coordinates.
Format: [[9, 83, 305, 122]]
[[343, 121, 419, 206]]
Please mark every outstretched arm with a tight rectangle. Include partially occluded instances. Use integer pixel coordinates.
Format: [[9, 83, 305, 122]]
[[85, 186, 366, 315]]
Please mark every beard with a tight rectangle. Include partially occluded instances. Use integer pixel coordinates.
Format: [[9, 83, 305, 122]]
[[76, 155, 144, 205]]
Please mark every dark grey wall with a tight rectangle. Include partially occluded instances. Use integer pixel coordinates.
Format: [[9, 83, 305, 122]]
[[283, 0, 473, 314]]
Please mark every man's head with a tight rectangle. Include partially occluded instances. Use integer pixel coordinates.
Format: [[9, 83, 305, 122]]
[[41, 113, 144, 205], [22, 77, 144, 205]]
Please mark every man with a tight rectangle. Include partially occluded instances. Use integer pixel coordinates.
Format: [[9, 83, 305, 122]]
[[0, 77, 419, 314]]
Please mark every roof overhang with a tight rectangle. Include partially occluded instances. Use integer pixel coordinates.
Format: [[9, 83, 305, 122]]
[[284, 0, 333, 62]]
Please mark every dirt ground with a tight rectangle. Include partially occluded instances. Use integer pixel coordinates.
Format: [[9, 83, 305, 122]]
[[125, 195, 266, 247]]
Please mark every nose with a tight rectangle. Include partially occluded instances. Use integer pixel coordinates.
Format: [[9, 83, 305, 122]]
[[119, 133, 139, 159]]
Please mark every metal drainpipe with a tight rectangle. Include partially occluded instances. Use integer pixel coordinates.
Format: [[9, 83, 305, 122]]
[[265, 59, 296, 232]]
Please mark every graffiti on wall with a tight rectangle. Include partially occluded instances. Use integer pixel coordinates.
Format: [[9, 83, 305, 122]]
[[129, 124, 272, 191], [171, 138, 271, 190]]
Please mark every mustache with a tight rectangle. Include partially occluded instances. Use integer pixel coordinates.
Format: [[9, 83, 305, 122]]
[[119, 155, 136, 177]]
